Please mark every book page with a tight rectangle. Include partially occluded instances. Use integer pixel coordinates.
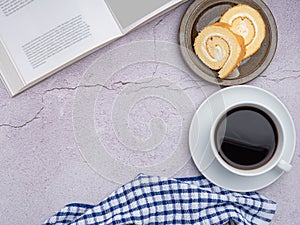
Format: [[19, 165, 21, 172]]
[[105, 0, 185, 32], [106, 0, 172, 29], [0, 0, 122, 84]]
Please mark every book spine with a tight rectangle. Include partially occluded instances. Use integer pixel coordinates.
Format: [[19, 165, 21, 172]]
[[0, 38, 25, 96]]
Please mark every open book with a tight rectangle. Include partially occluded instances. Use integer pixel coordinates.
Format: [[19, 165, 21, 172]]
[[0, 0, 187, 96]]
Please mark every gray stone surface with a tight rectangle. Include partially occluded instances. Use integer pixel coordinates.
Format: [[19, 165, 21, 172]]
[[0, 0, 299, 224]]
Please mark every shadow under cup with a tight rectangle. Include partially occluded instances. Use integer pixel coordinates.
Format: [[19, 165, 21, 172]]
[[210, 103, 291, 176]]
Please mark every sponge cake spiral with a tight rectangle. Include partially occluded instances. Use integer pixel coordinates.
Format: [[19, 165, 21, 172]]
[[194, 22, 246, 78]]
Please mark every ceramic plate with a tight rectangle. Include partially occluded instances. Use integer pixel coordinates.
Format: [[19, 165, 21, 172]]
[[189, 85, 296, 192], [179, 0, 278, 86]]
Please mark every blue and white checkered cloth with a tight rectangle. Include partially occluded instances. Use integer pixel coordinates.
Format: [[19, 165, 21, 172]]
[[43, 175, 276, 225]]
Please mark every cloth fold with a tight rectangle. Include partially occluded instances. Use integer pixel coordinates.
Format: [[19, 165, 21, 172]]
[[43, 175, 276, 225]]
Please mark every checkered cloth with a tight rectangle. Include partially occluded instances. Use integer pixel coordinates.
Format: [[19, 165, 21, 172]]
[[43, 175, 276, 225]]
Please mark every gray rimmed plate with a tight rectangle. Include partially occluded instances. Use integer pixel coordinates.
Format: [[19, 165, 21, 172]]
[[179, 0, 277, 86]]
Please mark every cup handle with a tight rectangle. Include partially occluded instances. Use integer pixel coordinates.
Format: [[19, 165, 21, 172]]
[[276, 159, 292, 172]]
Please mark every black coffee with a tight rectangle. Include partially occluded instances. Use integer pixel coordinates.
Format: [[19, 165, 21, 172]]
[[215, 106, 278, 170]]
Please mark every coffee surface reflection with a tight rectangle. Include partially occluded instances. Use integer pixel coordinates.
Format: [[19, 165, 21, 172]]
[[215, 106, 278, 170]]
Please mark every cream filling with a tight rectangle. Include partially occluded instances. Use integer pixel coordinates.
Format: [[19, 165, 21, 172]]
[[214, 45, 223, 61], [201, 33, 232, 63], [228, 13, 258, 47], [236, 20, 249, 38]]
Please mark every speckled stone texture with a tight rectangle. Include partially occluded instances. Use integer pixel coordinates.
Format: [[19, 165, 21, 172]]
[[0, 0, 299, 224]]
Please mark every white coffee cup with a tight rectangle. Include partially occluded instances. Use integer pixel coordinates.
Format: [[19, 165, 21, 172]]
[[210, 101, 292, 176]]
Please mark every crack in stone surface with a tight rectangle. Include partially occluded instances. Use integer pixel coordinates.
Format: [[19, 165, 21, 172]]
[[152, 64, 159, 77], [131, 82, 208, 93], [152, 13, 170, 75], [0, 77, 205, 129], [0, 107, 44, 129], [262, 74, 300, 82], [42, 79, 160, 94], [44, 83, 115, 93], [111, 80, 154, 87], [42, 77, 208, 96]]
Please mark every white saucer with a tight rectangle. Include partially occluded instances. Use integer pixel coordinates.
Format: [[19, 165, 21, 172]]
[[189, 85, 296, 192]]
